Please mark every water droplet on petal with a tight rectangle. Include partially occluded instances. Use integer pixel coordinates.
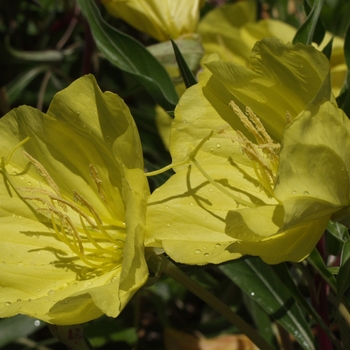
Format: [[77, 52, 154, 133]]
[[216, 143, 221, 148], [194, 249, 201, 255], [292, 190, 296, 194], [17, 299, 21, 302], [303, 191, 309, 195], [190, 202, 194, 207], [166, 223, 170, 227], [48, 290, 55, 296], [204, 253, 209, 257], [214, 243, 221, 248], [111, 276, 118, 282], [210, 148, 214, 152], [208, 188, 213, 193], [5, 302, 11, 306], [34, 320, 41, 326]]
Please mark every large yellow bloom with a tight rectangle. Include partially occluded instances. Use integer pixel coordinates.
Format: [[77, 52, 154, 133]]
[[101, 0, 205, 42], [0, 75, 149, 324], [145, 37, 349, 265], [198, 1, 346, 96]]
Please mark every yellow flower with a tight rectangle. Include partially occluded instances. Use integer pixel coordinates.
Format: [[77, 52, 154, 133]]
[[0, 75, 149, 324], [198, 1, 347, 96], [145, 37, 347, 265], [101, 0, 205, 42]]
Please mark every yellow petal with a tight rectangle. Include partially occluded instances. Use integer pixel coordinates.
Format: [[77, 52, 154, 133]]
[[146, 162, 276, 265], [101, 0, 205, 41], [275, 101, 350, 228], [0, 75, 149, 324], [204, 37, 331, 140], [226, 211, 330, 264], [198, 1, 345, 97]]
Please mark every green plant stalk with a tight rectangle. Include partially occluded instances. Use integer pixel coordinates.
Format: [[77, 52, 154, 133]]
[[149, 255, 274, 350]]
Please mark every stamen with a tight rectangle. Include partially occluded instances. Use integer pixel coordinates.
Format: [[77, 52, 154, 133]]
[[5, 137, 30, 164], [229, 101, 280, 164], [145, 131, 215, 177], [73, 191, 103, 225], [89, 164, 106, 202], [23, 152, 61, 197], [235, 131, 275, 182], [286, 111, 292, 124], [16, 150, 124, 273], [73, 190, 121, 245]]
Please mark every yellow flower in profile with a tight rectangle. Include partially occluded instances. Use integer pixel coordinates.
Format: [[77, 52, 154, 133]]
[[198, 0, 347, 96], [0, 75, 149, 324], [101, 0, 205, 42], [145, 37, 349, 265]]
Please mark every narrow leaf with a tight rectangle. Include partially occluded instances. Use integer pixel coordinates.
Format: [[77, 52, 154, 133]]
[[307, 248, 337, 292], [322, 36, 333, 60], [273, 264, 343, 350], [344, 23, 350, 71], [337, 240, 350, 303], [76, 0, 178, 111], [220, 257, 315, 350], [293, 0, 325, 45], [170, 39, 197, 89], [5, 65, 50, 105]]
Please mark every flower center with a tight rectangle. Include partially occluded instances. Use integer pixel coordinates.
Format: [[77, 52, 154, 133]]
[[228, 101, 280, 197], [145, 101, 281, 207], [2, 138, 125, 276]]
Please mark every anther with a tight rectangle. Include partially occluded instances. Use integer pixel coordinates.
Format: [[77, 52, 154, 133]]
[[23, 152, 61, 197], [89, 164, 106, 202]]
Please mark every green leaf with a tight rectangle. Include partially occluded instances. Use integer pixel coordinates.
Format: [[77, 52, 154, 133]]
[[5, 65, 50, 105], [307, 248, 337, 292], [326, 221, 347, 256], [76, 0, 178, 111], [322, 36, 333, 60], [242, 294, 277, 347], [148, 37, 203, 74], [220, 257, 315, 350], [170, 39, 197, 89], [0, 316, 44, 347], [327, 221, 349, 243], [293, 0, 325, 45], [344, 23, 350, 71], [337, 240, 350, 304], [273, 263, 343, 350]]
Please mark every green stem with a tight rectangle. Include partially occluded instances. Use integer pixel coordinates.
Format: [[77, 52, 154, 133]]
[[149, 255, 274, 350]]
